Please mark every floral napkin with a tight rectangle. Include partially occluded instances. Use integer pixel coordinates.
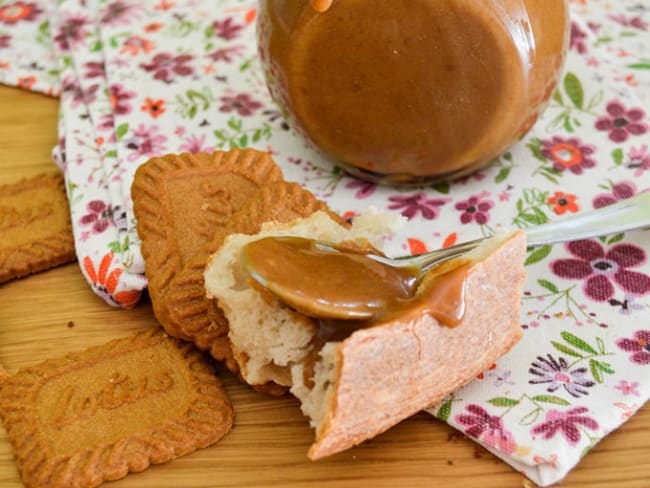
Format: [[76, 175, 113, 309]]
[[2, 0, 650, 486]]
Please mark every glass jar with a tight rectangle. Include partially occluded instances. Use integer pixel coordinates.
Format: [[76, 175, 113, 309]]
[[257, 0, 569, 185]]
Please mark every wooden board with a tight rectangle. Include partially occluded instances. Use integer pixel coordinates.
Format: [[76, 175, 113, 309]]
[[0, 85, 648, 488]]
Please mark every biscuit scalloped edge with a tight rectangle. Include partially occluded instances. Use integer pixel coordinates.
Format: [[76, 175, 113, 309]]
[[131, 150, 284, 340], [0, 173, 75, 283], [164, 181, 334, 369], [0, 329, 233, 488]]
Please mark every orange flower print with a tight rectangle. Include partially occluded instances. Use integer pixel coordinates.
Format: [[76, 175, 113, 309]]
[[141, 97, 166, 118], [154, 0, 174, 11], [548, 191, 579, 215], [83, 253, 141, 308], [144, 22, 163, 32], [0, 2, 43, 25], [120, 35, 155, 56], [17, 75, 35, 90]]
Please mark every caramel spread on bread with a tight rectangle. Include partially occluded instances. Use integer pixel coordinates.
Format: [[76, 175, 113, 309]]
[[241, 236, 470, 327]]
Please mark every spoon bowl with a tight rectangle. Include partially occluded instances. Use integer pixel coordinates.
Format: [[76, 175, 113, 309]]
[[241, 192, 650, 320]]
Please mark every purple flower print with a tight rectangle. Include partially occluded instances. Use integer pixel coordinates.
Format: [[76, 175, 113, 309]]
[[100, 1, 142, 26], [219, 93, 263, 116], [454, 192, 493, 224], [140, 53, 194, 83], [53, 14, 88, 52], [212, 17, 244, 40], [541, 136, 596, 174], [79, 200, 114, 234], [345, 178, 377, 199], [456, 405, 516, 455], [0, 2, 42, 25], [616, 330, 650, 365], [388, 192, 451, 220], [0, 34, 11, 49], [595, 101, 648, 143], [628, 145, 650, 177], [551, 240, 650, 302], [125, 124, 168, 162], [531, 407, 598, 446], [529, 354, 595, 398], [83, 61, 105, 79], [570, 21, 588, 54], [178, 134, 215, 154], [592, 181, 636, 209], [109, 83, 136, 115], [206, 45, 245, 63]]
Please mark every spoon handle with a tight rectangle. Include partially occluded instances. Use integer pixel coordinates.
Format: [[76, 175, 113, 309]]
[[525, 191, 650, 247], [394, 192, 650, 272]]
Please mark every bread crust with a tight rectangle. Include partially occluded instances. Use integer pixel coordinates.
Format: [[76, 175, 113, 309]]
[[308, 231, 526, 459]]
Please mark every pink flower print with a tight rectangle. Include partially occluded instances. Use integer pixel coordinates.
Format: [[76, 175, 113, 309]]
[[125, 124, 168, 162], [592, 181, 636, 209], [595, 101, 648, 143], [62, 78, 93, 109], [456, 405, 516, 455], [541, 136, 597, 174], [178, 134, 215, 153], [628, 145, 650, 177], [79, 200, 114, 234], [570, 21, 588, 54], [219, 93, 263, 116], [206, 45, 245, 63], [608, 14, 647, 31], [551, 240, 650, 302], [615, 380, 640, 396], [109, 83, 136, 115], [140, 53, 194, 83], [387, 192, 451, 220], [0, 34, 11, 49], [345, 178, 377, 199], [100, 1, 142, 26], [212, 17, 244, 40], [454, 192, 494, 224], [531, 407, 598, 446], [83, 61, 105, 79], [529, 354, 595, 398], [616, 330, 650, 365], [0, 2, 42, 25], [53, 14, 88, 52]]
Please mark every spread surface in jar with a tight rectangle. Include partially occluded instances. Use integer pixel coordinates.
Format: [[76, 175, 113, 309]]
[[258, 0, 568, 183]]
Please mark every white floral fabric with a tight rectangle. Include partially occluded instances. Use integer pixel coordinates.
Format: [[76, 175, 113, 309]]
[[1, 0, 649, 485]]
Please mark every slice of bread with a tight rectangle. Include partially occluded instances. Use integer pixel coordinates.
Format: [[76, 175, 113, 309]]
[[204, 211, 526, 459]]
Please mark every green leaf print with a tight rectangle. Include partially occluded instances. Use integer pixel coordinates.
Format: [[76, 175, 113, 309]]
[[538, 279, 559, 294], [525, 246, 553, 266], [115, 123, 129, 142], [628, 62, 650, 70], [530, 395, 571, 406], [611, 148, 624, 166], [561, 331, 598, 355], [551, 341, 584, 358], [487, 397, 520, 407], [495, 167, 511, 184], [436, 398, 452, 422], [564, 73, 584, 109]]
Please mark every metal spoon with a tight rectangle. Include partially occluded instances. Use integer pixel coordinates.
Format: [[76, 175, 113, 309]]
[[241, 192, 650, 320]]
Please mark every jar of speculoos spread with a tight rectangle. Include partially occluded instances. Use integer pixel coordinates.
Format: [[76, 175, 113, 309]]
[[257, 0, 569, 185]]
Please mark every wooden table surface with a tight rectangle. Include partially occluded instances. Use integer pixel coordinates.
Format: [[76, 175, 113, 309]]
[[0, 84, 648, 488]]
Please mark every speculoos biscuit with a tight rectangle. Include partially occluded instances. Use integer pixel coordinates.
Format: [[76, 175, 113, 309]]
[[0, 328, 233, 488], [131, 150, 283, 343], [0, 172, 75, 283], [164, 181, 338, 394]]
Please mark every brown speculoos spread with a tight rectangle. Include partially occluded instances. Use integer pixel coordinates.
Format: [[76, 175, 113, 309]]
[[257, 0, 569, 184]]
